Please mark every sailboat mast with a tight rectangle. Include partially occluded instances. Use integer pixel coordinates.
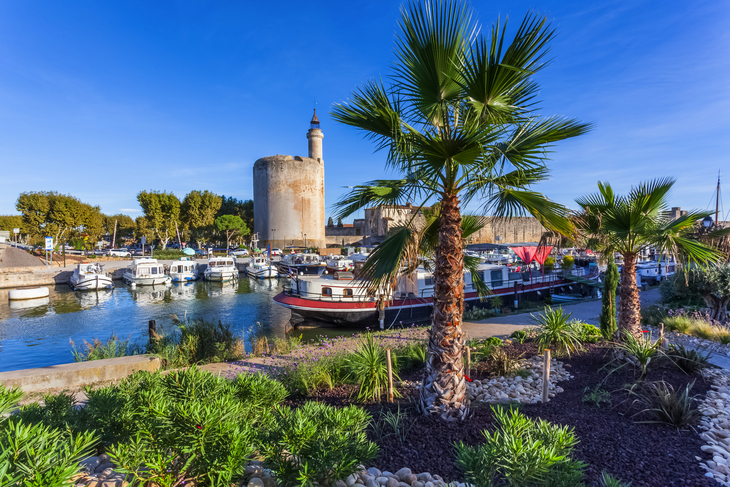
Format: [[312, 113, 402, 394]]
[[717, 170, 721, 226]]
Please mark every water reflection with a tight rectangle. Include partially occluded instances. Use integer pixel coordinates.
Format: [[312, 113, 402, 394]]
[[0, 278, 300, 372]]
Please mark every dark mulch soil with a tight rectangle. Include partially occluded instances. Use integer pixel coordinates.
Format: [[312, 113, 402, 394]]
[[290, 342, 716, 486]]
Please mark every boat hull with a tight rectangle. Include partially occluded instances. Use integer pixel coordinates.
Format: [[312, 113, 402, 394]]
[[70, 274, 114, 291], [170, 272, 198, 282], [123, 273, 171, 286], [204, 271, 238, 282], [246, 267, 278, 279]]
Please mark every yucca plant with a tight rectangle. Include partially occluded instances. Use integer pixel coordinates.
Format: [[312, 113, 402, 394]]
[[532, 306, 582, 356], [666, 343, 712, 374], [613, 330, 661, 377], [628, 380, 699, 427], [346, 333, 401, 402], [597, 471, 632, 487]]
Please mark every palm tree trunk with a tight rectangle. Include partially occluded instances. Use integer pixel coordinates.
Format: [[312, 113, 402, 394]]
[[418, 192, 468, 420], [618, 253, 642, 336]]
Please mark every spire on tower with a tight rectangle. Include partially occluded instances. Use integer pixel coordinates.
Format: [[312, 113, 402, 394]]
[[310, 109, 320, 130]]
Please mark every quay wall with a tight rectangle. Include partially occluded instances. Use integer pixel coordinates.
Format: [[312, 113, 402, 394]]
[[0, 355, 161, 393]]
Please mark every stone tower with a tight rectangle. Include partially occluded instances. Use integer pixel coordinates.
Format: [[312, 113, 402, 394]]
[[253, 110, 326, 249]]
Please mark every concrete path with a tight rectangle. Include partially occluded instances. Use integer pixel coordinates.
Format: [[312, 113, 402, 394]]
[[462, 288, 663, 340]]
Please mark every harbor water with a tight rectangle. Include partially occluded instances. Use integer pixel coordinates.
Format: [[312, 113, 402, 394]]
[[0, 279, 338, 373]]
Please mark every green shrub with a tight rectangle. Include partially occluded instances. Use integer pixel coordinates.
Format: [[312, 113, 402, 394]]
[[346, 333, 401, 402], [148, 318, 245, 367], [14, 391, 79, 433], [261, 402, 378, 487], [104, 367, 281, 486], [510, 330, 528, 344], [455, 406, 586, 487], [395, 340, 427, 370], [490, 295, 503, 310], [573, 322, 602, 344], [532, 307, 582, 357], [662, 315, 693, 334], [151, 249, 187, 260], [561, 256, 574, 270], [582, 386, 611, 408], [597, 471, 632, 487], [0, 385, 97, 487], [273, 351, 350, 397], [70, 334, 142, 362], [468, 337, 503, 362], [370, 405, 415, 445], [489, 349, 524, 377], [628, 380, 699, 427], [666, 344, 712, 374], [464, 306, 498, 321]]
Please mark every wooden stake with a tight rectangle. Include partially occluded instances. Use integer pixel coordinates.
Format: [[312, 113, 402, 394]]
[[466, 347, 471, 378], [542, 349, 551, 403], [386, 349, 394, 403], [149, 320, 157, 340]]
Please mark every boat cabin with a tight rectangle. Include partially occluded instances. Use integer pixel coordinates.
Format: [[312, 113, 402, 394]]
[[169, 261, 196, 274], [283, 253, 322, 265], [130, 259, 165, 277], [208, 258, 235, 268]]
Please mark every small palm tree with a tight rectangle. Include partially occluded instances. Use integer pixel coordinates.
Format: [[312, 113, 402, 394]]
[[332, 0, 591, 417], [575, 178, 724, 336]]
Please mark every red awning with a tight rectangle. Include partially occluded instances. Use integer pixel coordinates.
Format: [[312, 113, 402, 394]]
[[534, 246, 554, 265], [510, 246, 538, 264]]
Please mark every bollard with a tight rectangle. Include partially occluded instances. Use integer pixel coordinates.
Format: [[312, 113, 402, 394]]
[[149, 320, 157, 340], [386, 349, 394, 403], [542, 349, 551, 403]]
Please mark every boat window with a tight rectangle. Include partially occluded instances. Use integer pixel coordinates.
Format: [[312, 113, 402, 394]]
[[490, 269, 503, 288], [425, 276, 434, 286], [322, 287, 332, 296], [344, 288, 353, 297], [151, 267, 158, 274]]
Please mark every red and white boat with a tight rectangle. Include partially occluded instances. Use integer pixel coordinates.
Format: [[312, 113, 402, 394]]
[[274, 264, 595, 328]]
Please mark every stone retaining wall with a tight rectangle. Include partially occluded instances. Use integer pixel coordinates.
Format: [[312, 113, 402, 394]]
[[0, 355, 161, 393]]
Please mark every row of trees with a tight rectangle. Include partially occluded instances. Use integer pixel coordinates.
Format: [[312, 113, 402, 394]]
[[0, 190, 254, 248]]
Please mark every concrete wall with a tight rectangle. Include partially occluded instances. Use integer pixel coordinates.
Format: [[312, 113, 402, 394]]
[[0, 355, 161, 393], [253, 155, 325, 249], [0, 266, 73, 288]]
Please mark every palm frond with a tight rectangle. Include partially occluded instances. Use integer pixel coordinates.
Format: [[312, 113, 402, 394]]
[[485, 188, 573, 236]]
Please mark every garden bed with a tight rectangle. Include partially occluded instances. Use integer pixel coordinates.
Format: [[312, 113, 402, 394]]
[[299, 342, 715, 487]]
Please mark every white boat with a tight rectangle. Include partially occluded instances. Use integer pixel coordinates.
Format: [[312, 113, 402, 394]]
[[8, 286, 50, 301], [246, 256, 278, 279], [69, 263, 114, 291], [123, 258, 172, 286], [169, 257, 199, 283], [325, 255, 354, 274], [204, 257, 238, 282]]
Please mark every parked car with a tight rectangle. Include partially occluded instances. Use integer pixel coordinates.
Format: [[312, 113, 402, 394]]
[[194, 248, 209, 256], [229, 249, 249, 257], [270, 248, 283, 256], [107, 248, 131, 257]]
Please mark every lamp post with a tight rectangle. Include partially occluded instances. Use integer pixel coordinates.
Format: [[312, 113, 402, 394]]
[[271, 229, 276, 249], [304, 234, 307, 250]]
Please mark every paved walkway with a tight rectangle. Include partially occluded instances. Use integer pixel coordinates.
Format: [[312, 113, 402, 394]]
[[462, 288, 663, 340]]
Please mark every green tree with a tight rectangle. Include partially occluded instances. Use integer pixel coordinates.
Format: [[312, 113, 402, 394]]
[[16, 191, 53, 240], [137, 191, 181, 249], [217, 196, 254, 237], [214, 215, 249, 249], [181, 190, 223, 241], [0, 215, 24, 242], [575, 179, 725, 336], [331, 1, 589, 417], [599, 260, 619, 339], [561, 255, 574, 271], [135, 216, 154, 243], [671, 263, 730, 322], [103, 214, 136, 244]]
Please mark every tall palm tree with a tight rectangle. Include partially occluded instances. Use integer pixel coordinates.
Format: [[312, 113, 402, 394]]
[[575, 178, 725, 336], [331, 0, 591, 418]]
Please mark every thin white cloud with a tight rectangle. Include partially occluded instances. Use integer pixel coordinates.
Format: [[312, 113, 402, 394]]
[[119, 208, 140, 212]]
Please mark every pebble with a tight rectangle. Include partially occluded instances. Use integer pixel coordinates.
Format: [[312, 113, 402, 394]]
[[697, 368, 730, 486], [247, 479, 265, 487]]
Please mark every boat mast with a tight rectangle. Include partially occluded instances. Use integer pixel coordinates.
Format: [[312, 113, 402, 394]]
[[716, 170, 721, 227]]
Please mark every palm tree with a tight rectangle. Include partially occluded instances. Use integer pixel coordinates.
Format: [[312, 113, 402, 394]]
[[331, 1, 591, 418], [575, 178, 725, 336]]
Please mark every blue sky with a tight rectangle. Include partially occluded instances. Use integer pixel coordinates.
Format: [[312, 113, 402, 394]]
[[0, 0, 728, 222]]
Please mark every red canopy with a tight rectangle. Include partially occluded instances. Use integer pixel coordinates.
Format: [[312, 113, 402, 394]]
[[510, 246, 538, 264], [533, 245, 554, 265]]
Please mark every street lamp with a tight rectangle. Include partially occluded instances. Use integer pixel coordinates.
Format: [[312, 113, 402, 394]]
[[304, 233, 307, 249], [703, 216, 714, 228], [271, 229, 276, 249]]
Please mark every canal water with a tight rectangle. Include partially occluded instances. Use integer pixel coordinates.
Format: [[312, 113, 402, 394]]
[[0, 279, 345, 373]]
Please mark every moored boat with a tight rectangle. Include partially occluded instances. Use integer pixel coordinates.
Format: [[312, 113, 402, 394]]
[[169, 257, 198, 282], [204, 257, 238, 282], [123, 259, 172, 286], [246, 256, 277, 279], [8, 286, 50, 301], [69, 263, 114, 291], [276, 253, 326, 276], [274, 264, 595, 328], [325, 255, 354, 274]]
